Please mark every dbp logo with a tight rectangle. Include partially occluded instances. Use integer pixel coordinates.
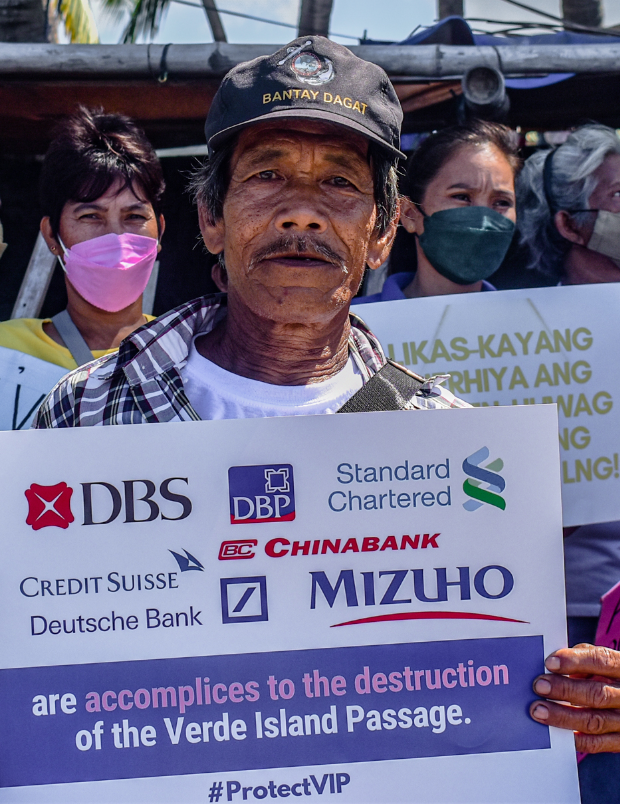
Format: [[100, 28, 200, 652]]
[[462, 447, 506, 512], [228, 464, 295, 524], [25, 482, 75, 530]]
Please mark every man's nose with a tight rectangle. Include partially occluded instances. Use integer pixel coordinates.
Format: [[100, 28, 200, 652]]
[[274, 201, 328, 233]]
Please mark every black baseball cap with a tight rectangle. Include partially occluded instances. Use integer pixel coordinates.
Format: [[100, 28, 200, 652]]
[[205, 36, 405, 159]]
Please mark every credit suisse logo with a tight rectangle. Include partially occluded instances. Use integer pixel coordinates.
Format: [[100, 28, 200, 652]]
[[228, 464, 295, 524], [24, 478, 191, 530]]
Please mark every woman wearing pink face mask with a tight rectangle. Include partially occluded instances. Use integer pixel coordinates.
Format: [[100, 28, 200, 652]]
[[0, 105, 165, 370]]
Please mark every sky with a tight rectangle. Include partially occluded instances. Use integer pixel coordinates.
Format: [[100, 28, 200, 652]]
[[91, 0, 620, 46]]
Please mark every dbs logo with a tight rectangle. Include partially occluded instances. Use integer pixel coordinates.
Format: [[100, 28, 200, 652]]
[[25, 483, 74, 530], [24, 477, 191, 532]]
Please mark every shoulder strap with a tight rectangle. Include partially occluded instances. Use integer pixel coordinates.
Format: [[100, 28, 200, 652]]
[[337, 360, 425, 413], [51, 309, 95, 367]]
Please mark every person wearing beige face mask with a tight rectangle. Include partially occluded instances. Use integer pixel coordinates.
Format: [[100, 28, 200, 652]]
[[517, 124, 620, 803], [518, 124, 620, 286]]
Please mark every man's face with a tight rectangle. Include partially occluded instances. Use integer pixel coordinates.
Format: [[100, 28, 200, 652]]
[[200, 120, 395, 325]]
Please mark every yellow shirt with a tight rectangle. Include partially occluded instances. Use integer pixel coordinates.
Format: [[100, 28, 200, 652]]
[[0, 317, 154, 370]]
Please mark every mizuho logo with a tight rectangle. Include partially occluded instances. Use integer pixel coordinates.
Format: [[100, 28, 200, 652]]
[[462, 447, 506, 512]]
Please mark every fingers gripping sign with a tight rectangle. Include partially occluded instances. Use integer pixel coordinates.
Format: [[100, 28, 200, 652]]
[[530, 644, 620, 753]]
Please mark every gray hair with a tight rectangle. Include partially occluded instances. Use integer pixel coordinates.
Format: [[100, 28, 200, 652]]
[[516, 124, 620, 279]]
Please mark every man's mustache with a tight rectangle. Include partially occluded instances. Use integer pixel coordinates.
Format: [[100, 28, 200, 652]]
[[249, 236, 346, 271]]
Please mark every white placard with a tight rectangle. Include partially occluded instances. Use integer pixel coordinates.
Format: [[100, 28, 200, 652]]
[[0, 346, 67, 431], [356, 283, 620, 527], [0, 407, 578, 802]]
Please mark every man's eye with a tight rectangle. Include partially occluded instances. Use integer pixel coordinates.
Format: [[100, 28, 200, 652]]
[[257, 170, 278, 180], [331, 176, 352, 187]]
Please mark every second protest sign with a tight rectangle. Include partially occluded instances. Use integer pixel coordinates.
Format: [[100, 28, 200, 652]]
[[356, 283, 620, 527]]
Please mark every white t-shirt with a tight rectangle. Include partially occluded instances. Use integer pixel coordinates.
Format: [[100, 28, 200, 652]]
[[181, 339, 364, 420]]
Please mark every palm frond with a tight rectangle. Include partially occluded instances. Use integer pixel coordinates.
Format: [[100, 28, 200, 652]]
[[59, 0, 99, 42], [100, 0, 126, 12], [119, 0, 171, 43]]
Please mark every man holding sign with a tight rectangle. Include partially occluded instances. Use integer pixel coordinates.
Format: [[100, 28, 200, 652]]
[[33, 37, 620, 767]]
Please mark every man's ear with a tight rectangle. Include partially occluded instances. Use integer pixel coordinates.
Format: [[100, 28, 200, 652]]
[[198, 202, 225, 255], [367, 205, 399, 270], [40, 217, 60, 254], [554, 210, 589, 246], [211, 259, 228, 292]]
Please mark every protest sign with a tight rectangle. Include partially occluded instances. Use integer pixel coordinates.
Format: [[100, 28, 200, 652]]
[[356, 283, 620, 527], [0, 406, 578, 802], [0, 346, 66, 431]]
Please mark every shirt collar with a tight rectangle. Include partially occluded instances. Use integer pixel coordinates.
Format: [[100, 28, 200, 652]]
[[100, 294, 386, 387]]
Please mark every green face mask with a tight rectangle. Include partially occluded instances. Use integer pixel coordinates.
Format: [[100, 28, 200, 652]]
[[418, 206, 515, 285]]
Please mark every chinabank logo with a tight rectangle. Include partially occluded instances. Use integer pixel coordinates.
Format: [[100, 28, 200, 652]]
[[462, 447, 506, 512], [229, 464, 295, 524]]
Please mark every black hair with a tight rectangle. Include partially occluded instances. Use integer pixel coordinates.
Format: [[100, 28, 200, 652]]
[[404, 120, 521, 205], [40, 105, 165, 238]]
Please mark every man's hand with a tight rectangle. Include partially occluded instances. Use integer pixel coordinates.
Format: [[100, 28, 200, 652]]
[[531, 644, 620, 752]]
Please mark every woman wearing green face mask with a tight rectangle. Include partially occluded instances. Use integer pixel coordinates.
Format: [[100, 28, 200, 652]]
[[354, 120, 520, 304]]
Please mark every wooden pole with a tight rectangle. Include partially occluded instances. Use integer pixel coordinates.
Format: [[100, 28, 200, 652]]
[[11, 233, 56, 319], [298, 0, 334, 37], [0, 0, 47, 42], [438, 0, 464, 18], [200, 0, 227, 43], [562, 0, 602, 28]]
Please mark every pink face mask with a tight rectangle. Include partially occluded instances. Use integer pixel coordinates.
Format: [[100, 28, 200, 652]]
[[59, 233, 158, 313]]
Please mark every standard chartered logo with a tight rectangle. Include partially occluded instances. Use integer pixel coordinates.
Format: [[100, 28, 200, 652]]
[[462, 447, 506, 512]]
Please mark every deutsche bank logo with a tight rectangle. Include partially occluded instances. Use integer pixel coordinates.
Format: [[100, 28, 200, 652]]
[[220, 576, 268, 623], [228, 464, 295, 525]]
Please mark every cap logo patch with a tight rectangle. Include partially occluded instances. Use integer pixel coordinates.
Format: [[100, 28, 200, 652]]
[[290, 52, 334, 85], [277, 40, 335, 86]]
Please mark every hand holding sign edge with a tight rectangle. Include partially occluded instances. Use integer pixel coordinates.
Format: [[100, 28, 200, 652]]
[[531, 644, 620, 753]]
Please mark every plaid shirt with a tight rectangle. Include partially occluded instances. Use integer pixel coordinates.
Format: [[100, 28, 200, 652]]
[[33, 294, 469, 428]]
